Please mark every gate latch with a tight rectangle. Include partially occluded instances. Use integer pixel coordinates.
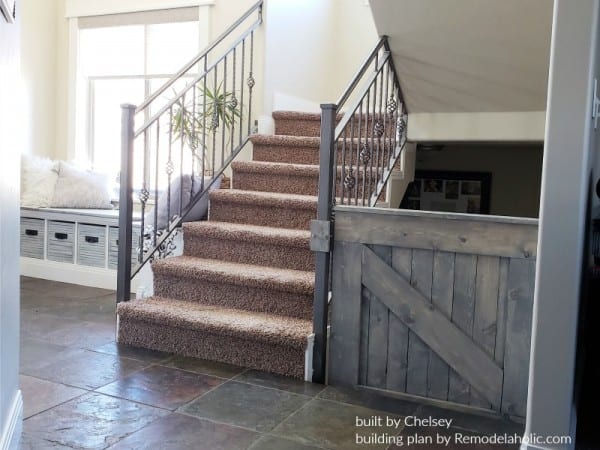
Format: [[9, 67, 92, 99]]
[[310, 220, 331, 252]]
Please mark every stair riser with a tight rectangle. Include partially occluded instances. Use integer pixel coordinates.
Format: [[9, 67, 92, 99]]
[[253, 144, 319, 165], [274, 117, 398, 139], [275, 119, 321, 137], [118, 319, 305, 378], [210, 198, 316, 230], [233, 171, 318, 196], [184, 236, 314, 272], [232, 169, 377, 199], [253, 139, 398, 167], [154, 273, 313, 320]]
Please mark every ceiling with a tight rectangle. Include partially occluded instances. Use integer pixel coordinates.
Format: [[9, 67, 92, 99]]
[[369, 0, 554, 113]]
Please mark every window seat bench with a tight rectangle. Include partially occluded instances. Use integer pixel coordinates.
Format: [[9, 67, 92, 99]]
[[20, 207, 143, 291]]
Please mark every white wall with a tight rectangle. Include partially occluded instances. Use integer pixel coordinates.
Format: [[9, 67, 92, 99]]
[[21, 0, 263, 161], [525, 1, 598, 448], [415, 144, 544, 218], [21, 0, 59, 157], [407, 111, 547, 142], [0, 5, 23, 449], [21, 0, 377, 160], [263, 0, 378, 113]]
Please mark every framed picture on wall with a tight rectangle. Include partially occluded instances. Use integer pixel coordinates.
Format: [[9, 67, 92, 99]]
[[0, 0, 15, 23], [400, 170, 492, 214]]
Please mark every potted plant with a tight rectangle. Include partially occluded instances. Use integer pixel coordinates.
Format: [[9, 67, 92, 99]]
[[171, 83, 242, 175]]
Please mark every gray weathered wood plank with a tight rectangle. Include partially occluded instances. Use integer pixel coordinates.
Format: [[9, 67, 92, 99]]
[[471, 255, 500, 408], [358, 289, 370, 385], [495, 258, 510, 365], [335, 210, 538, 259], [366, 245, 392, 388], [362, 246, 503, 409], [448, 253, 477, 405], [386, 247, 412, 391], [406, 249, 433, 396], [428, 251, 455, 400], [502, 258, 536, 417], [474, 256, 501, 355], [329, 242, 364, 385], [366, 293, 389, 388]]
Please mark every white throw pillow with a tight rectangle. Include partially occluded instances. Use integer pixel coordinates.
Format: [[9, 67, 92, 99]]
[[21, 154, 59, 208], [51, 162, 112, 209]]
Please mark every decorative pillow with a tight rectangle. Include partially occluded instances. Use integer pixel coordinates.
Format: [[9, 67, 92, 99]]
[[51, 162, 112, 209], [145, 175, 221, 230], [21, 154, 59, 208]]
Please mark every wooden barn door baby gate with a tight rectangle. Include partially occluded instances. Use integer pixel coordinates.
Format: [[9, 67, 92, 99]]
[[328, 207, 538, 419]]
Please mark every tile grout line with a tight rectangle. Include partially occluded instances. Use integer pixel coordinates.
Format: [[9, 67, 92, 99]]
[[21, 390, 92, 422]]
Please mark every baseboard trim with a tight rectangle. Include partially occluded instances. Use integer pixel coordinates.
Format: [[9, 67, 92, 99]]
[[20, 257, 141, 292], [304, 333, 314, 382], [1, 390, 22, 450]]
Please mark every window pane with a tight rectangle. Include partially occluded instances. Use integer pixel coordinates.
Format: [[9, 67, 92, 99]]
[[146, 22, 200, 75], [80, 26, 145, 76], [91, 79, 145, 176]]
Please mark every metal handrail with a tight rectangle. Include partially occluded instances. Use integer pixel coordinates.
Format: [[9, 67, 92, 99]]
[[311, 36, 408, 384], [117, 1, 262, 303], [135, 19, 261, 138], [336, 37, 387, 109], [334, 51, 391, 140], [136, 0, 263, 113]]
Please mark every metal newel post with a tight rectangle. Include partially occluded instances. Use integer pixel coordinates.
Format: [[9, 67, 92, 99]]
[[116, 104, 136, 304], [312, 104, 337, 383]]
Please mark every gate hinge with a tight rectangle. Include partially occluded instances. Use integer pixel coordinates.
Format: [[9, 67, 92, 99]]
[[594, 79, 600, 129], [310, 220, 331, 252]]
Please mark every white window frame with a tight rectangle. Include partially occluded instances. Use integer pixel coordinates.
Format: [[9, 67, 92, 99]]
[[66, 2, 212, 165]]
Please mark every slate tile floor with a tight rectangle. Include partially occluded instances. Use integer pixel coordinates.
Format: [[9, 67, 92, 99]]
[[20, 277, 523, 449]]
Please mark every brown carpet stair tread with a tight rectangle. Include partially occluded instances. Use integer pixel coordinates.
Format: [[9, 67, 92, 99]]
[[152, 256, 314, 295], [233, 160, 379, 175], [117, 297, 311, 348], [184, 221, 311, 248], [210, 189, 317, 208]]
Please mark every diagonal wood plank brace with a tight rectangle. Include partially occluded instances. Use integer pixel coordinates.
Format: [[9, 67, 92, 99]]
[[361, 245, 504, 409]]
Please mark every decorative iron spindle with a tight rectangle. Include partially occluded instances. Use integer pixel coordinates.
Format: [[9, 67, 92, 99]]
[[312, 36, 407, 382], [117, 1, 263, 303]]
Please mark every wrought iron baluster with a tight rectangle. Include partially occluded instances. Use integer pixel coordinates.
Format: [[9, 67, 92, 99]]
[[191, 84, 197, 197], [138, 128, 150, 263], [239, 38, 246, 147], [222, 55, 227, 166], [119, 0, 263, 281], [212, 63, 218, 177], [201, 55, 208, 188], [166, 106, 174, 227], [153, 121, 160, 246], [372, 74, 379, 205], [179, 93, 186, 218], [231, 46, 237, 158], [340, 125, 348, 205], [247, 30, 255, 135], [383, 61, 391, 171], [366, 86, 373, 206], [379, 66, 386, 177], [358, 98, 367, 206]]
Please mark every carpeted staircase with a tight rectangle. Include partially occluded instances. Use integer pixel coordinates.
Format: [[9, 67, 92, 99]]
[[117, 111, 325, 379]]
